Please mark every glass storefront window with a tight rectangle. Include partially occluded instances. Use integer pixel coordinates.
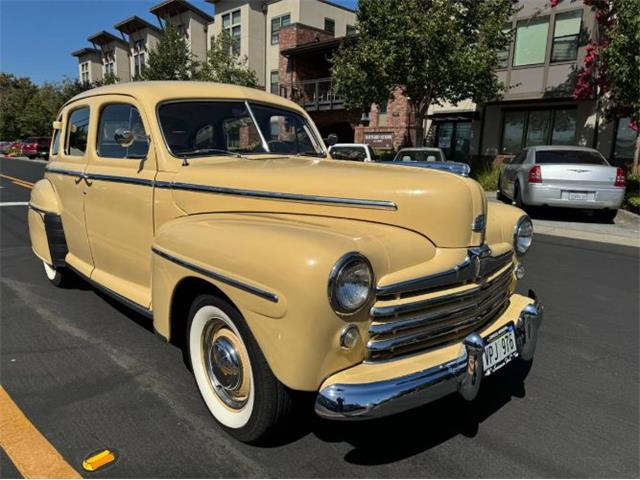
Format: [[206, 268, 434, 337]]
[[613, 117, 638, 159], [513, 17, 549, 66], [526, 110, 552, 147], [551, 109, 577, 144], [501, 111, 526, 153]]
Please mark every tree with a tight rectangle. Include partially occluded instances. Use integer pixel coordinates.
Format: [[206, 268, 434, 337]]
[[142, 22, 198, 80], [571, 0, 640, 170], [197, 31, 259, 87], [331, 0, 515, 146], [0, 74, 39, 139]]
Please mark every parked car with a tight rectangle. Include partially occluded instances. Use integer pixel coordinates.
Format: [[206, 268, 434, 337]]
[[0, 141, 12, 154], [498, 145, 625, 222], [8, 140, 23, 156], [380, 147, 471, 176], [29, 82, 542, 443], [21, 137, 51, 160], [328, 143, 375, 162]]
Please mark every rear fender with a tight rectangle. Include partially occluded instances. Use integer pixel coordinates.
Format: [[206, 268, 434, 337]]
[[28, 179, 66, 266]]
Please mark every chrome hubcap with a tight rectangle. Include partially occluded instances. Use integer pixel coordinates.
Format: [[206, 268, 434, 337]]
[[202, 320, 249, 409]]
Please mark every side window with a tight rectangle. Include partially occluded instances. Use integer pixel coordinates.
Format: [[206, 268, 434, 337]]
[[97, 104, 149, 159], [65, 107, 90, 156], [51, 128, 61, 156]]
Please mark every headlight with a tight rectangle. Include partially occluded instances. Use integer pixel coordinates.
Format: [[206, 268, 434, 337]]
[[514, 215, 533, 255], [328, 252, 374, 315]]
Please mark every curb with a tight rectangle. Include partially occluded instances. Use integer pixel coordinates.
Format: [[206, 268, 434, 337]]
[[617, 208, 640, 222]]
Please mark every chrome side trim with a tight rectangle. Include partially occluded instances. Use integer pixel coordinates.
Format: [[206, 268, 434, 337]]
[[45, 167, 397, 210], [151, 247, 279, 303], [44, 166, 83, 177], [87, 173, 155, 187], [376, 248, 512, 297], [161, 182, 398, 210]]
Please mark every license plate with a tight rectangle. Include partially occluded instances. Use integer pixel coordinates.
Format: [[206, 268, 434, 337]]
[[567, 191, 589, 201], [483, 324, 518, 376]]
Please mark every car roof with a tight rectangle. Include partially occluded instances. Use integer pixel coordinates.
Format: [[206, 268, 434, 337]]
[[528, 145, 600, 153], [330, 144, 368, 148], [398, 147, 442, 151], [63, 81, 305, 115]]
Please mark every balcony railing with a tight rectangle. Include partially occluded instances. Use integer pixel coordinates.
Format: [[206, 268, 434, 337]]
[[279, 77, 344, 111]]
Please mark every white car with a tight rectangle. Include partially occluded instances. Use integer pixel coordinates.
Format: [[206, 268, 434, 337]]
[[328, 143, 375, 162]]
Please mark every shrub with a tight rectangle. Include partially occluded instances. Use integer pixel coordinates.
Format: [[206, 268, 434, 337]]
[[472, 164, 501, 191], [624, 171, 640, 213]]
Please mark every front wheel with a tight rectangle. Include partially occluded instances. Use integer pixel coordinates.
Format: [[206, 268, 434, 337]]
[[188, 295, 293, 443]]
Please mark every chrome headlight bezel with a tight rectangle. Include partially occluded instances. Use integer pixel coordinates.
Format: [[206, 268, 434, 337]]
[[328, 252, 374, 316], [514, 215, 534, 256]]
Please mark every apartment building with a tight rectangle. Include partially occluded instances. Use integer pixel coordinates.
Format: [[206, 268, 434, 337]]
[[73, 0, 212, 84]]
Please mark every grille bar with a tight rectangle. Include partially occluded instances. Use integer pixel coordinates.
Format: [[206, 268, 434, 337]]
[[367, 261, 513, 361]]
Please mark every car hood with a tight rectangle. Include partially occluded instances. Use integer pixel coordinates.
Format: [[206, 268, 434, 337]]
[[170, 155, 486, 248]]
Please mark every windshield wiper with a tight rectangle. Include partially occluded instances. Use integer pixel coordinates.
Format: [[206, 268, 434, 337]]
[[178, 148, 244, 158]]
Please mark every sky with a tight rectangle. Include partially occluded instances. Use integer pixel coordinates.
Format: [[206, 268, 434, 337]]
[[0, 0, 358, 85]]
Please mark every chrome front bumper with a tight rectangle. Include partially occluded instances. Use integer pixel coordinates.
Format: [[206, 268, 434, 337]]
[[315, 290, 543, 420]]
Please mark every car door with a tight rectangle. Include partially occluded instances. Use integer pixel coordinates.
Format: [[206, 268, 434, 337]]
[[82, 96, 155, 310], [46, 104, 95, 277], [504, 150, 526, 196]]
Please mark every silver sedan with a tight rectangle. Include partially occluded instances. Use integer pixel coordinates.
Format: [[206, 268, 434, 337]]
[[498, 146, 626, 221]]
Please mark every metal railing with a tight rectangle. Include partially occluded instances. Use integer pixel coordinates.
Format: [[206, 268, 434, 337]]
[[279, 77, 344, 111]]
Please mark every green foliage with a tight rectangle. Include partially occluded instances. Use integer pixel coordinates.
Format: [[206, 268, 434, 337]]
[[197, 31, 259, 87], [142, 22, 198, 81], [624, 170, 640, 212], [0, 73, 38, 139], [472, 163, 501, 191], [331, 0, 515, 146]]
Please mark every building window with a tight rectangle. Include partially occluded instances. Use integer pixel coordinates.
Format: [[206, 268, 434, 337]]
[[270, 70, 279, 95], [513, 16, 549, 66], [613, 117, 638, 159], [500, 108, 577, 154], [346, 24, 356, 36], [80, 62, 90, 84], [271, 14, 290, 45], [133, 40, 146, 77], [222, 9, 241, 55], [497, 24, 512, 69], [324, 18, 335, 35], [551, 10, 582, 62], [103, 51, 115, 76]]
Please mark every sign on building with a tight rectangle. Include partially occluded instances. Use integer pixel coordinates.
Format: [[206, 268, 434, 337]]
[[363, 131, 394, 150]]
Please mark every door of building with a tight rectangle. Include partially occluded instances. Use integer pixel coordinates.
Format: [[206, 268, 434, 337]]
[[435, 120, 471, 162]]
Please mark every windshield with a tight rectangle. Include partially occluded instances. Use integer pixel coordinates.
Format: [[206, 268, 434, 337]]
[[535, 150, 608, 165], [394, 149, 444, 162], [158, 100, 324, 157]]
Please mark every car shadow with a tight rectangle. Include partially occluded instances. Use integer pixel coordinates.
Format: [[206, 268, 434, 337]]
[[525, 206, 616, 224], [262, 360, 532, 464]]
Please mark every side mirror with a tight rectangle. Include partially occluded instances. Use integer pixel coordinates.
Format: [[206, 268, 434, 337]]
[[114, 128, 135, 148], [327, 133, 338, 146], [52, 121, 62, 130]]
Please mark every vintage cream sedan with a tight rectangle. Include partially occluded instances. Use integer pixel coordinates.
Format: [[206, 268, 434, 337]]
[[29, 82, 542, 442]]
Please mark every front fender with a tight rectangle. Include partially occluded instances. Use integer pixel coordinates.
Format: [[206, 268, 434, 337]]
[[151, 212, 432, 391]]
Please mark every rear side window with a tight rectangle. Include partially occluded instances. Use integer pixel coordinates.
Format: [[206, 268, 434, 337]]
[[51, 131, 60, 156], [97, 104, 149, 159], [65, 107, 90, 156], [536, 150, 608, 165]]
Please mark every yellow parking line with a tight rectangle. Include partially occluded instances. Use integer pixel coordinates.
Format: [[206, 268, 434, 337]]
[[12, 180, 34, 190], [0, 173, 35, 187], [0, 386, 82, 479]]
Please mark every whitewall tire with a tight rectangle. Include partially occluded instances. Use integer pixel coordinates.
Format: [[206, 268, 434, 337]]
[[187, 294, 293, 443]]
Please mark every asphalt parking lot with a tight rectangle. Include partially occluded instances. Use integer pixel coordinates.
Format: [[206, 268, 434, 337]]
[[1, 156, 639, 478]]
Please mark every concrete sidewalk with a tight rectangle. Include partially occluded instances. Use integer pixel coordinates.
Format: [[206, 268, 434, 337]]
[[487, 191, 640, 248]]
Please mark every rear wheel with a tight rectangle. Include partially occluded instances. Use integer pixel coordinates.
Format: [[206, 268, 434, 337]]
[[497, 175, 508, 203], [188, 294, 293, 443]]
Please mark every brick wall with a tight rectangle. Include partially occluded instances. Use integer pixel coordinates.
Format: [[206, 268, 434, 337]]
[[278, 23, 334, 86]]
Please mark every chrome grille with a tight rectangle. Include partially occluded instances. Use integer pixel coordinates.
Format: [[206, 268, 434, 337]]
[[367, 256, 513, 362]]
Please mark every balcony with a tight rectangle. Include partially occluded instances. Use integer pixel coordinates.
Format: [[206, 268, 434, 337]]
[[280, 78, 344, 111]]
